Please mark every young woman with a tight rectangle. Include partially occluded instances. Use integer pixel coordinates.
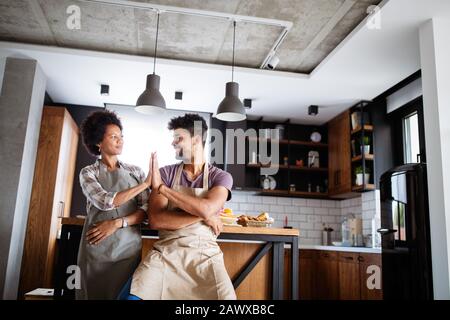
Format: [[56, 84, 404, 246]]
[[76, 110, 151, 300]]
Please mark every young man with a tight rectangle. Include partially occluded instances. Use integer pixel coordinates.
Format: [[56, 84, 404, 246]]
[[130, 113, 236, 300]]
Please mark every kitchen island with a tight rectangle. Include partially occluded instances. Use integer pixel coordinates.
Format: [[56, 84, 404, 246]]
[[54, 217, 299, 300]]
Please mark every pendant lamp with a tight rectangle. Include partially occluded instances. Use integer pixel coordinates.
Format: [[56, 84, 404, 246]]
[[216, 20, 246, 122], [136, 12, 166, 114]]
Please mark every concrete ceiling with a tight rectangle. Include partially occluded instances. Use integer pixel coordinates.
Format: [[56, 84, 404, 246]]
[[0, 0, 382, 74]]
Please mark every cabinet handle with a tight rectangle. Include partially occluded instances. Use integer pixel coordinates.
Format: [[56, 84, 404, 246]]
[[323, 253, 330, 258], [344, 256, 353, 260], [358, 256, 364, 262], [58, 201, 65, 218]]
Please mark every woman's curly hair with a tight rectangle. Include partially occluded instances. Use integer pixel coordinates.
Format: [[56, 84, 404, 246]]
[[80, 110, 123, 156]]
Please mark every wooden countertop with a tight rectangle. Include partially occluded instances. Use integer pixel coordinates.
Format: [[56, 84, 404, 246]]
[[61, 217, 299, 237]]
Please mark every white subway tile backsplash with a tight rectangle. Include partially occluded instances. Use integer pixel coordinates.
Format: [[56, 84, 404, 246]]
[[307, 215, 321, 223], [329, 208, 341, 216], [307, 230, 321, 239], [253, 204, 267, 212], [262, 197, 277, 204], [231, 191, 379, 244], [277, 197, 292, 205], [314, 207, 329, 215], [299, 222, 314, 230], [314, 222, 325, 231], [291, 214, 307, 222], [321, 215, 336, 223], [292, 198, 307, 206], [362, 200, 375, 211], [269, 205, 285, 213], [300, 207, 314, 214], [306, 199, 322, 207], [322, 200, 337, 208], [232, 194, 247, 203], [284, 206, 300, 214], [239, 203, 254, 211], [247, 195, 263, 204]]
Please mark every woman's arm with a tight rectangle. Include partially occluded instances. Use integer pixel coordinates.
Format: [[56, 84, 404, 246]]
[[80, 158, 152, 211], [86, 208, 146, 245]]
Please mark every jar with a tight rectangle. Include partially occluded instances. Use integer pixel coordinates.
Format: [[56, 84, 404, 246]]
[[289, 184, 296, 192]]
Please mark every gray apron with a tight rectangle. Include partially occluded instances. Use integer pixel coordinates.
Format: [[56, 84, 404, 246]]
[[130, 162, 236, 300], [76, 162, 142, 300]]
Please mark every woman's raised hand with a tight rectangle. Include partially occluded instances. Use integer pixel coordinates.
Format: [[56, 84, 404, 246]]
[[144, 154, 153, 188]]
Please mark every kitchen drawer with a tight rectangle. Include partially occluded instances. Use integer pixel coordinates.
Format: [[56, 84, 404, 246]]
[[358, 253, 381, 265], [338, 252, 359, 263], [316, 250, 338, 260], [299, 249, 315, 259]]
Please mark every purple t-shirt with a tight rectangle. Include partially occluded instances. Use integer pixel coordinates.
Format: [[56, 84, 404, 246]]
[[160, 163, 233, 201]]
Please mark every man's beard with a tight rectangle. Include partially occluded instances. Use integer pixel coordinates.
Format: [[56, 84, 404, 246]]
[[175, 148, 185, 160]]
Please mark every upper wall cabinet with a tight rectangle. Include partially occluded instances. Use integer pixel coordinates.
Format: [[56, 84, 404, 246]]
[[328, 110, 352, 198], [328, 102, 376, 199], [19, 107, 79, 298]]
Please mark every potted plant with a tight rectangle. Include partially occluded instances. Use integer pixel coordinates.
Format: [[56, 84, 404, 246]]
[[360, 135, 371, 155], [355, 165, 371, 186]]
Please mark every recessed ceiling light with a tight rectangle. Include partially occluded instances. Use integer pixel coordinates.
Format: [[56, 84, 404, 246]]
[[100, 84, 109, 96], [308, 105, 318, 116], [175, 91, 183, 100]]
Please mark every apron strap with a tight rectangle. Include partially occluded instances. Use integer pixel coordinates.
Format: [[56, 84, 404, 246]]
[[202, 163, 209, 190], [173, 162, 209, 190], [172, 162, 184, 188]]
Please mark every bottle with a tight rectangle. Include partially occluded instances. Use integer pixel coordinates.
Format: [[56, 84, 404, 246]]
[[341, 216, 351, 246], [307, 182, 312, 192]]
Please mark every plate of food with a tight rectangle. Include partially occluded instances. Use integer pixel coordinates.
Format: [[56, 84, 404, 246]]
[[219, 208, 240, 226], [237, 212, 274, 227]]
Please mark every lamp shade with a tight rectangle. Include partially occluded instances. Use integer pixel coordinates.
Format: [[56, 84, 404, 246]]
[[135, 74, 166, 114], [216, 82, 246, 122]]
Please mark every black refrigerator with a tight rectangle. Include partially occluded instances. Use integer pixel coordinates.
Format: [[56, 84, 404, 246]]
[[379, 163, 433, 299]]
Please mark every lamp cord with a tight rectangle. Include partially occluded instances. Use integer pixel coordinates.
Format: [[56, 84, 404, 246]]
[[153, 12, 160, 75], [232, 20, 236, 83]]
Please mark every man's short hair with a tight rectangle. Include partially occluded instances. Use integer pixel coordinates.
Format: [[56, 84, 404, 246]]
[[168, 113, 208, 146]]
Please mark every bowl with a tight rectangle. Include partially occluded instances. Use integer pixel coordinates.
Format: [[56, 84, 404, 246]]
[[332, 241, 342, 247]]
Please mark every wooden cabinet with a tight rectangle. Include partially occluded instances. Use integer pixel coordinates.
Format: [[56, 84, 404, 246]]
[[328, 110, 352, 197], [285, 249, 382, 300], [19, 107, 79, 298], [315, 251, 339, 299], [338, 252, 361, 299], [359, 253, 383, 300], [283, 249, 315, 300]]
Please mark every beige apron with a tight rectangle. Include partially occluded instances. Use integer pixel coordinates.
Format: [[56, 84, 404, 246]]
[[76, 162, 142, 300], [130, 162, 236, 300]]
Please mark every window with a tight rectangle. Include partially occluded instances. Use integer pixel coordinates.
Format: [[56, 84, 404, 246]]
[[105, 104, 211, 173], [402, 112, 420, 164]]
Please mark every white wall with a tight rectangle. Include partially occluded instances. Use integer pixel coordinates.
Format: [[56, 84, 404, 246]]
[[419, 18, 450, 300]]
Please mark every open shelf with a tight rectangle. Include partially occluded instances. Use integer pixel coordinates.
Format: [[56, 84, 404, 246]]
[[351, 125, 374, 135], [246, 163, 328, 172], [351, 154, 374, 162], [260, 189, 329, 198], [248, 136, 328, 148]]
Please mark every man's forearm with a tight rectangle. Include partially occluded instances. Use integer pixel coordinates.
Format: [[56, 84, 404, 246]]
[[150, 209, 202, 230], [158, 185, 216, 219]]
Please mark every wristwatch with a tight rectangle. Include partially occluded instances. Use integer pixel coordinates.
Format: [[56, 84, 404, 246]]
[[121, 217, 128, 228]]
